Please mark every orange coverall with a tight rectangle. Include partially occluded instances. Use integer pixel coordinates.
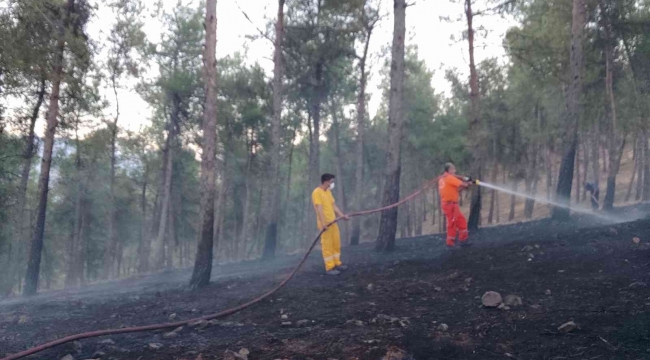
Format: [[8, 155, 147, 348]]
[[438, 172, 468, 247]]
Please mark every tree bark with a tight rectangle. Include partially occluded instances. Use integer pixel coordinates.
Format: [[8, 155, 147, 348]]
[[190, 0, 218, 288], [509, 177, 518, 221], [331, 103, 349, 244], [262, 0, 285, 260], [488, 162, 498, 224], [641, 135, 650, 202], [599, 0, 625, 212], [137, 164, 148, 273], [375, 0, 406, 252], [12, 78, 46, 292], [156, 131, 174, 269], [551, 0, 585, 221], [625, 137, 638, 202], [351, 15, 374, 247], [636, 134, 644, 200], [466, 0, 482, 230], [24, 0, 75, 296], [104, 74, 120, 279]]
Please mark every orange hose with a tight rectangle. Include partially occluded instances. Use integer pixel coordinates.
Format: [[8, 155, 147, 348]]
[[1, 176, 441, 360]]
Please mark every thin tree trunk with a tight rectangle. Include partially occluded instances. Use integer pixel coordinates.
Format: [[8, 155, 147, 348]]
[[156, 136, 174, 269], [24, 0, 75, 296], [636, 135, 644, 200], [105, 73, 120, 279], [12, 78, 46, 293], [600, 0, 625, 211], [592, 126, 600, 186], [351, 16, 373, 247], [509, 177, 518, 221], [262, 0, 285, 260], [488, 162, 498, 224], [190, 0, 218, 288], [375, 0, 406, 252], [575, 141, 581, 203], [546, 146, 553, 200], [137, 166, 148, 273], [331, 103, 349, 244], [466, 0, 482, 230], [642, 132, 650, 201], [625, 136, 638, 202], [552, 0, 585, 221]]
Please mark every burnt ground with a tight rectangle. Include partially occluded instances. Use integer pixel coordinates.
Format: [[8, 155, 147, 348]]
[[1, 205, 650, 360]]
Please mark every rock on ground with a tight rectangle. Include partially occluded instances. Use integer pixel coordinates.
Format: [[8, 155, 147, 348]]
[[558, 321, 578, 333], [481, 291, 503, 308]]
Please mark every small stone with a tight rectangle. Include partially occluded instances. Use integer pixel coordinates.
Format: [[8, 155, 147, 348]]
[[530, 304, 542, 310], [367, 283, 374, 291], [296, 320, 310, 327], [629, 282, 648, 289], [633, 237, 641, 244], [281, 314, 288, 320], [168, 313, 177, 320], [163, 331, 178, 339], [434, 286, 442, 292], [545, 289, 552, 295], [18, 315, 28, 324], [189, 319, 208, 329], [60, 355, 74, 360], [557, 270, 565, 273], [558, 321, 578, 333], [437, 323, 449, 331], [521, 245, 534, 252], [281, 321, 292, 327], [346, 320, 365, 326], [481, 291, 503, 308], [148, 343, 163, 350], [534, 244, 540, 249], [528, 253, 535, 259], [504, 295, 523, 307], [498, 303, 511, 310], [99, 339, 116, 345]]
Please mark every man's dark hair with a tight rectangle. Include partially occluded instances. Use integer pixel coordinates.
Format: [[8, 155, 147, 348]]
[[444, 163, 454, 172], [321, 173, 336, 184]]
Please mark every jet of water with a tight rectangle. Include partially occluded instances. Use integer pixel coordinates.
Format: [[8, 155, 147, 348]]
[[476, 181, 622, 223]]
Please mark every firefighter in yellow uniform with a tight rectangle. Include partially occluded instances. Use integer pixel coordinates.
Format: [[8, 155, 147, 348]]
[[312, 173, 350, 275]]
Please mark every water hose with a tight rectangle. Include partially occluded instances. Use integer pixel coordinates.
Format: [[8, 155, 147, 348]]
[[1, 176, 443, 360]]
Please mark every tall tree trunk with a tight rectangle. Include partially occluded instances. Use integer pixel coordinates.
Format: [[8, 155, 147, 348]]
[[575, 142, 581, 203], [24, 0, 75, 296], [466, 0, 482, 230], [105, 74, 120, 279], [213, 149, 228, 260], [552, 0, 585, 221], [642, 131, 650, 201], [375, 0, 406, 252], [636, 135, 644, 200], [599, 0, 625, 212], [262, 0, 285, 260], [137, 166, 148, 273], [351, 18, 373, 246], [488, 162, 498, 224], [592, 126, 600, 186], [545, 146, 553, 199], [156, 135, 174, 269], [625, 136, 638, 202], [12, 78, 46, 292], [190, 0, 218, 288], [66, 134, 84, 288], [331, 103, 349, 244], [509, 177, 518, 221], [524, 148, 538, 219]]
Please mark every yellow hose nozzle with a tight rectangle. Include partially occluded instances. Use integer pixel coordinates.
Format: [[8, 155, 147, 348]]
[[475, 179, 480, 185]]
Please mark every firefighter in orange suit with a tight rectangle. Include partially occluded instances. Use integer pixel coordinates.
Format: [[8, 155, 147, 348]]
[[439, 163, 471, 247], [312, 173, 350, 276]]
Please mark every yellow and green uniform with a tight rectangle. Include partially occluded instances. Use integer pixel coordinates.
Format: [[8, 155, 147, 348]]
[[312, 187, 342, 271]]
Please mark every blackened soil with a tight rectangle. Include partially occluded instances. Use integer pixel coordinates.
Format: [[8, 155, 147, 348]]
[[1, 207, 650, 360]]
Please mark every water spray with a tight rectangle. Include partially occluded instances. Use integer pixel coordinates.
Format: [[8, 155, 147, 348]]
[[474, 180, 621, 223]]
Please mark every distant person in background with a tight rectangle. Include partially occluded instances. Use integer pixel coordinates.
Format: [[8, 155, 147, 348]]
[[312, 173, 350, 276], [584, 181, 600, 210], [439, 163, 471, 247]]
